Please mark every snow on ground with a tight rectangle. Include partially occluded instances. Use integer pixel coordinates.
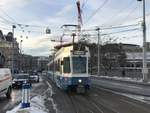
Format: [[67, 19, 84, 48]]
[[100, 86, 150, 105], [6, 80, 58, 113], [120, 93, 150, 104], [46, 81, 58, 113], [6, 95, 48, 113], [91, 75, 143, 83]]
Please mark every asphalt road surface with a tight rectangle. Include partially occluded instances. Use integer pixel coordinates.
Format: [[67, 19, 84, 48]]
[[0, 89, 21, 113], [46, 76, 150, 113], [92, 77, 150, 96], [1, 75, 150, 113]]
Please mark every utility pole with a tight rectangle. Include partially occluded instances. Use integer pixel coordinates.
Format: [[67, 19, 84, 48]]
[[12, 25, 16, 75], [53, 53, 55, 81], [20, 40, 23, 72], [72, 33, 76, 45], [96, 28, 100, 76], [20, 40, 23, 54], [137, 0, 148, 82]]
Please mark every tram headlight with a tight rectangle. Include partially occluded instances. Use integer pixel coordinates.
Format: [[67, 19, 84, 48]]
[[78, 79, 82, 83]]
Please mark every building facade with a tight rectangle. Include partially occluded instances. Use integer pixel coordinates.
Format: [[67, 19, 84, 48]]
[[0, 30, 20, 72]]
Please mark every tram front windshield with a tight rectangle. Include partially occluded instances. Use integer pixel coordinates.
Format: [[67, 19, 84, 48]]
[[72, 57, 86, 73]]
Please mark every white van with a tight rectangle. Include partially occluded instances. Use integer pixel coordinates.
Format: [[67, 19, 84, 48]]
[[0, 68, 12, 99]]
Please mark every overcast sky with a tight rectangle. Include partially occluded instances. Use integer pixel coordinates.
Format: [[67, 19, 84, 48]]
[[0, 0, 150, 56]]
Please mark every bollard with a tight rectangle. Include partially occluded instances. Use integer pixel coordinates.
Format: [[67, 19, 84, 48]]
[[21, 82, 31, 108]]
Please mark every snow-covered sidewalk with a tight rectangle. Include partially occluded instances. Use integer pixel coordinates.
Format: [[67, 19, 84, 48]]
[[91, 75, 143, 82], [6, 95, 48, 113], [6, 80, 58, 113]]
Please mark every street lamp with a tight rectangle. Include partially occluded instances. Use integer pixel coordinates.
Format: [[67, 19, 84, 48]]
[[137, 0, 148, 82], [20, 40, 23, 54]]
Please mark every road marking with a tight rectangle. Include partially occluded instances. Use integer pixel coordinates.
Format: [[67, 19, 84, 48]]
[[46, 81, 52, 89], [46, 81, 53, 97]]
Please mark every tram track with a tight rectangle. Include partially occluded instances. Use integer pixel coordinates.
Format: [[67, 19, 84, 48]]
[[68, 94, 80, 113], [83, 95, 116, 113], [68, 92, 115, 113], [91, 84, 150, 113], [68, 93, 99, 113], [45, 76, 150, 113]]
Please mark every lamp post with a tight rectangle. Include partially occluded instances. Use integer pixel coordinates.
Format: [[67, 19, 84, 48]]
[[19, 40, 23, 72], [20, 40, 23, 54], [137, 0, 148, 82], [12, 25, 16, 75]]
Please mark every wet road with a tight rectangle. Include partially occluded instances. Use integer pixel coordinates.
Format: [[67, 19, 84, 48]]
[[47, 77, 150, 113], [0, 78, 45, 113], [0, 89, 21, 113], [2, 75, 150, 113]]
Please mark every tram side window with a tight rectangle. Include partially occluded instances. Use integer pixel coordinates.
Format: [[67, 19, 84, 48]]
[[55, 60, 60, 72], [63, 57, 70, 73]]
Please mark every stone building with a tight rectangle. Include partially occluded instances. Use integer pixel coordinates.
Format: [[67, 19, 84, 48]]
[[0, 30, 20, 72]]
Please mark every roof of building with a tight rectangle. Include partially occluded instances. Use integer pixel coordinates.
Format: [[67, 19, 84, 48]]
[[126, 52, 150, 60]]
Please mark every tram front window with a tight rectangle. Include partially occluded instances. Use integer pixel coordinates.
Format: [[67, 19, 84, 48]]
[[63, 57, 71, 73], [72, 57, 86, 73]]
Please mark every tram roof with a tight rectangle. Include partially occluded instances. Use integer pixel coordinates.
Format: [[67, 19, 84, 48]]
[[54, 43, 83, 50]]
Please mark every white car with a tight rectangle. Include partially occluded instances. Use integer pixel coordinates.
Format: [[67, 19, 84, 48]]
[[0, 68, 12, 99]]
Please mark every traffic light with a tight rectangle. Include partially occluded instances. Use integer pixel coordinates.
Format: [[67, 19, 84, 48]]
[[46, 28, 51, 34]]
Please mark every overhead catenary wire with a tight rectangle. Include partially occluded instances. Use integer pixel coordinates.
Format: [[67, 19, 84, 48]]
[[0, 15, 13, 24], [63, 27, 141, 37], [82, 0, 88, 9], [119, 5, 138, 25], [0, 8, 48, 30], [84, 0, 109, 25], [86, 23, 140, 31], [93, 28, 141, 36], [102, 0, 136, 25], [68, 23, 140, 33], [0, 8, 17, 24]]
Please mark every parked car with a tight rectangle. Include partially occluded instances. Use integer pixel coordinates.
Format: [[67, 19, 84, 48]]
[[0, 68, 12, 99], [29, 73, 40, 83], [12, 73, 30, 88], [42, 71, 47, 76]]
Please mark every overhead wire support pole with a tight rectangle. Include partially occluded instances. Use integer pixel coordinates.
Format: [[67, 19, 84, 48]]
[[142, 0, 148, 82], [137, 0, 148, 82], [96, 28, 101, 76]]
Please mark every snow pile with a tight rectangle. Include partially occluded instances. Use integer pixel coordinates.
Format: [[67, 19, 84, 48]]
[[6, 95, 48, 113], [6, 81, 58, 113], [118, 93, 150, 104], [92, 75, 143, 82]]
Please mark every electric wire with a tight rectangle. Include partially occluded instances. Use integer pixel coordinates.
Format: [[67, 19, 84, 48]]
[[0, 8, 17, 24], [119, 5, 138, 25], [102, 0, 136, 25], [79, 23, 140, 32], [84, 0, 109, 24], [82, 0, 88, 9]]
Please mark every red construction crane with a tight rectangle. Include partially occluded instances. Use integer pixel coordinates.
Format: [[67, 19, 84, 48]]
[[76, 0, 83, 40]]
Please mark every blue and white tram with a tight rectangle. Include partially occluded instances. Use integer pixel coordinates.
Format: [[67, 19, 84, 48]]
[[48, 44, 90, 93]]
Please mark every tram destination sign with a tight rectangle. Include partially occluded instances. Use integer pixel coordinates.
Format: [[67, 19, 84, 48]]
[[72, 51, 86, 55]]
